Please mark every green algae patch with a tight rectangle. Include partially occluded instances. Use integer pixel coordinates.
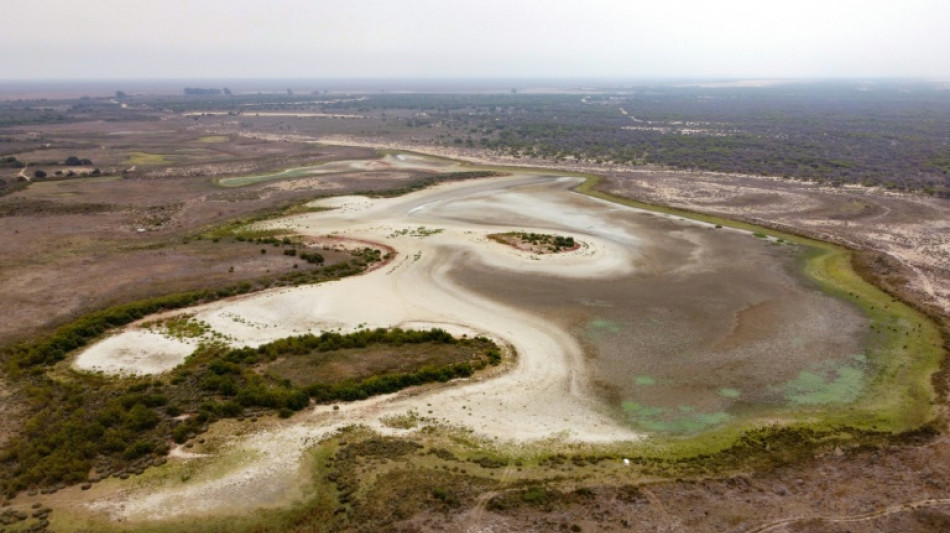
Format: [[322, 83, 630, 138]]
[[717, 388, 742, 399], [197, 135, 229, 143], [588, 318, 621, 333], [783, 362, 865, 406], [622, 401, 733, 434], [633, 375, 656, 386]]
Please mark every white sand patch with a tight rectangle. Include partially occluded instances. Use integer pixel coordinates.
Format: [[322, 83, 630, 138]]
[[308, 194, 374, 212], [73, 330, 196, 376]]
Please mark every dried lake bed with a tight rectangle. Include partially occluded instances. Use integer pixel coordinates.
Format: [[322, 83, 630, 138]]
[[67, 153, 940, 521]]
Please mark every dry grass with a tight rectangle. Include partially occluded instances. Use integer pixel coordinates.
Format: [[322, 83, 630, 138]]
[[263, 342, 489, 387]]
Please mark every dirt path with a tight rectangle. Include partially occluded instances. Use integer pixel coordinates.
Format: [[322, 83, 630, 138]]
[[742, 498, 950, 532]]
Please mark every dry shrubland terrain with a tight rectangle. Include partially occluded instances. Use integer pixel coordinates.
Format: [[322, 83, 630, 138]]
[[0, 84, 947, 532]]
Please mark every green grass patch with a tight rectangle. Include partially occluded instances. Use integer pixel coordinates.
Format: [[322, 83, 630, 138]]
[[265, 336, 498, 388], [196, 135, 229, 143], [217, 165, 329, 188], [124, 152, 170, 166], [587, 318, 621, 334], [633, 375, 656, 386], [141, 315, 212, 341]]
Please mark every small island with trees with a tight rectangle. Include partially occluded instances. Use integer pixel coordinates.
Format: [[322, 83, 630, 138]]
[[488, 231, 579, 254]]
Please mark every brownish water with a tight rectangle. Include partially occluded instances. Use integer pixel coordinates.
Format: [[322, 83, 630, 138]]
[[438, 180, 868, 433]]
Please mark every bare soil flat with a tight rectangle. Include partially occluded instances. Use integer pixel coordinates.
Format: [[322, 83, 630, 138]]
[[0, 121, 445, 345]]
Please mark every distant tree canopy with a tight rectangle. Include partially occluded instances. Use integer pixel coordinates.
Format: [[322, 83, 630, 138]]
[[1, 156, 25, 169], [318, 87, 950, 196], [64, 156, 92, 166], [184, 87, 222, 96], [115, 90, 128, 99]]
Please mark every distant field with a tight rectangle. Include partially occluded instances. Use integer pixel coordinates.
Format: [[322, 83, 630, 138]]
[[217, 165, 326, 187], [125, 151, 171, 165]]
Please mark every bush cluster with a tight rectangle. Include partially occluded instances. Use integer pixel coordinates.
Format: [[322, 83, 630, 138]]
[[494, 232, 576, 253], [0, 325, 500, 497], [0, 246, 393, 497]]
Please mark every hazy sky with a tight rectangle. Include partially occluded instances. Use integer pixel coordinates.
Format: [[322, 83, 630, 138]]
[[4, 0, 949, 79]]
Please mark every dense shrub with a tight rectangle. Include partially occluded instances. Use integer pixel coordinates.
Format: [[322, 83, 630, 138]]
[[0, 323, 500, 497]]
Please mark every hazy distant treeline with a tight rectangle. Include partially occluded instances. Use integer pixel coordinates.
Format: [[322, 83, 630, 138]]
[[183, 87, 231, 96]]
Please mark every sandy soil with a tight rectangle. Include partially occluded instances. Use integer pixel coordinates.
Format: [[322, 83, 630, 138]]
[[73, 330, 199, 376]]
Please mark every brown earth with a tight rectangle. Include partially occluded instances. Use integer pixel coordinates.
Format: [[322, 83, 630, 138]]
[[0, 122, 447, 346], [0, 121, 459, 447], [380, 432, 950, 533]]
